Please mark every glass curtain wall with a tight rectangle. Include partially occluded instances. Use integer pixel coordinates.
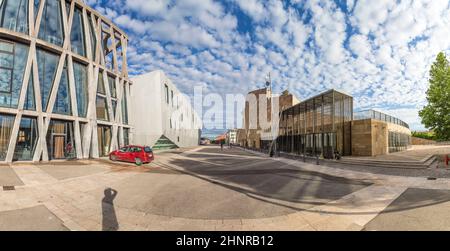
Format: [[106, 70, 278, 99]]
[[53, 59, 71, 115], [13, 116, 38, 161], [38, 0, 64, 46], [73, 61, 88, 117], [70, 7, 86, 57], [97, 125, 111, 157], [37, 48, 59, 111], [0, 40, 29, 108], [96, 71, 109, 121], [0, 113, 15, 160], [46, 119, 76, 160], [0, 0, 29, 34], [277, 90, 353, 158], [121, 84, 128, 124]]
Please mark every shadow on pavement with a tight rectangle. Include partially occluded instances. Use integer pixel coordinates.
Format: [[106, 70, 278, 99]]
[[102, 188, 119, 231], [161, 147, 450, 216]]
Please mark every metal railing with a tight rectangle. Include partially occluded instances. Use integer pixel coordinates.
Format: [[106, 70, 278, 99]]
[[354, 109, 409, 129]]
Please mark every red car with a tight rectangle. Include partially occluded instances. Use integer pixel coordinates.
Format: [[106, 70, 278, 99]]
[[109, 145, 154, 165]]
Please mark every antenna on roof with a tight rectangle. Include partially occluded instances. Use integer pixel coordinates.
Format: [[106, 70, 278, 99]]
[[265, 72, 271, 91]]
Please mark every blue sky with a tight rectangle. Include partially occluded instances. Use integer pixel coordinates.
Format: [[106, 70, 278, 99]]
[[87, 0, 450, 132]]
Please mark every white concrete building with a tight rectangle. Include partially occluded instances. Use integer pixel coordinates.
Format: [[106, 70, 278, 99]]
[[130, 70, 202, 149]]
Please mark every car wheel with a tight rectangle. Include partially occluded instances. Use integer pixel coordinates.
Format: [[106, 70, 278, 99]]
[[135, 158, 142, 166], [110, 155, 117, 161]]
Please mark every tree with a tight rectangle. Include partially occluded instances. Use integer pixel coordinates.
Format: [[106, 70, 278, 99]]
[[419, 52, 450, 141]]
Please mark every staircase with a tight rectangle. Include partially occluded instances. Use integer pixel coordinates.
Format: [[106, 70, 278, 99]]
[[152, 135, 178, 150], [334, 155, 439, 169]]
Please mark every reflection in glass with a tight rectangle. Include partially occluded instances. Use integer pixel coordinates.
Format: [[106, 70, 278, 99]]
[[70, 7, 85, 57], [96, 96, 108, 121], [108, 75, 116, 98], [97, 71, 105, 94], [23, 70, 35, 110], [38, 0, 64, 46], [37, 48, 59, 111], [33, 0, 40, 21], [73, 62, 88, 117], [97, 125, 111, 157], [123, 127, 129, 146], [0, 0, 29, 34], [111, 100, 117, 118], [53, 59, 71, 115], [88, 15, 97, 59], [121, 84, 128, 124], [46, 119, 76, 160], [0, 41, 29, 108], [13, 116, 38, 161], [0, 113, 15, 161]]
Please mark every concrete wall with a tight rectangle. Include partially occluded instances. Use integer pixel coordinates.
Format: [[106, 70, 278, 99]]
[[130, 70, 202, 148]]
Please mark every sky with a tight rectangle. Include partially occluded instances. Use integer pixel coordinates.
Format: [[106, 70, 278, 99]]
[[86, 0, 450, 132]]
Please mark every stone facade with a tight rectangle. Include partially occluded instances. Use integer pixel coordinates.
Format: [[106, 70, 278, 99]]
[[241, 88, 299, 149], [351, 119, 388, 156]]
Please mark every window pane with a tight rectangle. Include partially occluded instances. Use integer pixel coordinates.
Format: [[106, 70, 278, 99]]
[[46, 119, 76, 159], [38, 0, 64, 46], [73, 62, 88, 117], [34, 0, 40, 21], [0, 41, 13, 52], [0, 42, 29, 109], [0, 68, 12, 92], [37, 49, 59, 110], [97, 71, 105, 94], [0, 113, 15, 161], [23, 71, 35, 110], [111, 99, 117, 118], [96, 96, 108, 121], [13, 116, 38, 161], [53, 60, 71, 115], [0, 52, 14, 68], [70, 8, 85, 57], [108, 75, 116, 98], [88, 15, 96, 59], [121, 84, 128, 124], [1, 0, 29, 34]]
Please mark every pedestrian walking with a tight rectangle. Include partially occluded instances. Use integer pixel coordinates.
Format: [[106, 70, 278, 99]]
[[220, 140, 224, 151]]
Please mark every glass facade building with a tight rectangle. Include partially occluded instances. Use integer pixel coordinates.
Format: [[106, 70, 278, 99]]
[[277, 90, 353, 158], [0, 0, 132, 163]]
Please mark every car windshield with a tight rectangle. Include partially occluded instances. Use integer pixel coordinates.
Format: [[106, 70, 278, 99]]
[[119, 147, 128, 152], [144, 147, 152, 153]]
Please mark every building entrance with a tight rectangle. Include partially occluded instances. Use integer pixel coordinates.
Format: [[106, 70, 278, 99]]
[[97, 125, 111, 157]]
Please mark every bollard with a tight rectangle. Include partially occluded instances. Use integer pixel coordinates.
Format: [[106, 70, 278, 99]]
[[316, 155, 319, 165], [446, 155, 449, 167], [303, 153, 306, 162]]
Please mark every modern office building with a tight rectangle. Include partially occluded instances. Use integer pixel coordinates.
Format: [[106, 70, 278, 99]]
[[0, 0, 132, 163], [240, 88, 412, 157], [130, 70, 202, 150]]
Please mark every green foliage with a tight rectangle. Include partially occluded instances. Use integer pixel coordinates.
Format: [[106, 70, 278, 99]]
[[419, 52, 450, 141], [411, 131, 436, 141]]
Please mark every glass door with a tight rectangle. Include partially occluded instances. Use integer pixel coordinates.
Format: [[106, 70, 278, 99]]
[[97, 125, 111, 157]]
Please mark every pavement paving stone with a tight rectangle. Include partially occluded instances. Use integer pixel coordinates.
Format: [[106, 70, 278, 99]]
[[0, 205, 69, 231]]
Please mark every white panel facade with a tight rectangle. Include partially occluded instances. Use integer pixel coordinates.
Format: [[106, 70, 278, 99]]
[[131, 70, 202, 148]]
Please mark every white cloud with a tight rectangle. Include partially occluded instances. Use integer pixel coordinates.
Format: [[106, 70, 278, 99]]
[[86, 0, 450, 130]]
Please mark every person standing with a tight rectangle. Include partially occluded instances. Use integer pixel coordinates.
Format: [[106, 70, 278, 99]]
[[220, 140, 224, 151]]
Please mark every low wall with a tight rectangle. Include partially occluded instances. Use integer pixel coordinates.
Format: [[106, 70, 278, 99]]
[[412, 137, 436, 145]]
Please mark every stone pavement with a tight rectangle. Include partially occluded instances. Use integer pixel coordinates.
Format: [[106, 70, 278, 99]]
[[0, 146, 450, 230]]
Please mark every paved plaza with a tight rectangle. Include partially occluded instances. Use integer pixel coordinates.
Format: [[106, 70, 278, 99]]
[[0, 145, 449, 230]]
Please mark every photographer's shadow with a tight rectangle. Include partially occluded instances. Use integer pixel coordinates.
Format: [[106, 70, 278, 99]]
[[102, 188, 119, 231]]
